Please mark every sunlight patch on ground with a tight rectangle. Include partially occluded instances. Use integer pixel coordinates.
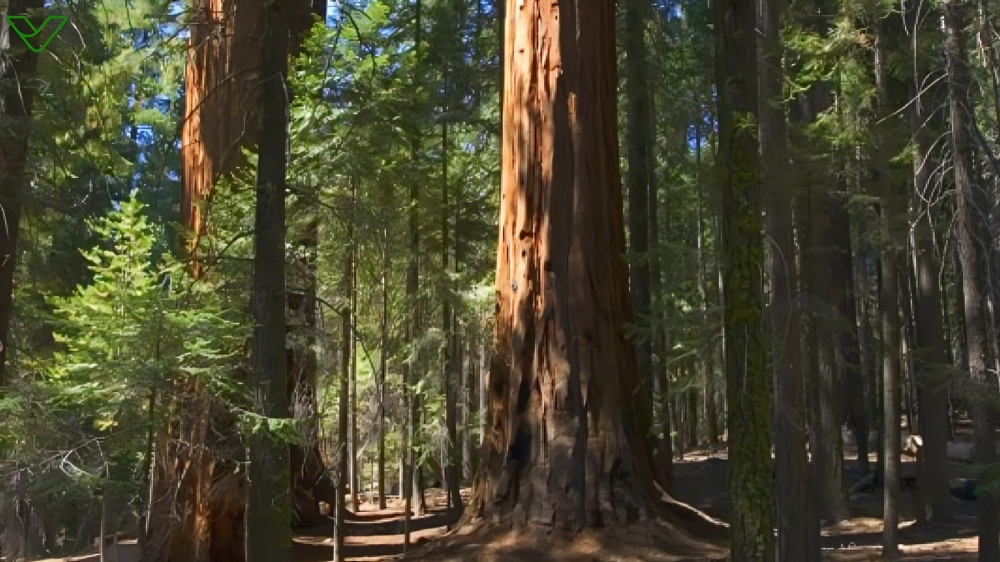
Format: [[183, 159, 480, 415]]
[[821, 517, 918, 536]]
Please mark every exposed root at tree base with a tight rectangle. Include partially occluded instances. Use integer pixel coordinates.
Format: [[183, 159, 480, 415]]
[[401, 518, 729, 561]]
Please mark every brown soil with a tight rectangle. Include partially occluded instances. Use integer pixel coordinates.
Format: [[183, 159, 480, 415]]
[[406, 518, 728, 562], [34, 449, 981, 561], [671, 445, 980, 561]]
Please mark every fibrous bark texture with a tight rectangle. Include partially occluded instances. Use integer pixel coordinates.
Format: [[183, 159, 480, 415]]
[[174, 0, 327, 549], [469, 0, 671, 532], [142, 388, 246, 562], [180, 0, 261, 271], [714, 0, 775, 557], [180, 0, 323, 271]]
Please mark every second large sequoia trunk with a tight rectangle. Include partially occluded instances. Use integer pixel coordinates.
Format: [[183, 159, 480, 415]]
[[469, 0, 664, 531]]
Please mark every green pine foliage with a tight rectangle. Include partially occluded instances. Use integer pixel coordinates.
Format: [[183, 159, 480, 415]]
[[45, 193, 244, 428], [1, 193, 245, 556]]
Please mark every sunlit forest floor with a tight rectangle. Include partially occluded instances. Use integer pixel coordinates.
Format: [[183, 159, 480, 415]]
[[672, 444, 979, 561], [33, 448, 982, 562]]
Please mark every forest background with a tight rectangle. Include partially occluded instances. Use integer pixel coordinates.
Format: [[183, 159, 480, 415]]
[[0, 0, 998, 559]]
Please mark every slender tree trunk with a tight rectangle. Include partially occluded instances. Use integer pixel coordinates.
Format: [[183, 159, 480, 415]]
[[336, 258, 351, 560], [842, 205, 871, 477], [441, 121, 463, 517], [686, 383, 698, 449], [465, 338, 476, 480], [825, 190, 852, 525], [792, 80, 846, 527], [404, 131, 420, 552], [480, 342, 488, 447], [830, 65, 866, 468], [857, 243, 879, 478], [625, 0, 653, 429], [100, 488, 106, 562], [452, 164, 465, 499], [0, 0, 43, 385], [414, 413, 426, 516], [139, 390, 157, 550], [648, 72, 673, 490], [378, 229, 388, 510], [407, 1, 422, 522], [715, 0, 775, 554], [879, 129, 904, 551], [910, 94, 952, 522], [695, 127, 718, 449], [758, 0, 816, 553], [836, 205, 870, 475], [350, 179, 360, 514], [900, 253, 918, 437], [944, 0, 1000, 556], [825, 178, 868, 477], [976, 1, 1000, 379], [951, 236, 969, 383], [874, 18, 903, 558], [248, 1, 292, 559]]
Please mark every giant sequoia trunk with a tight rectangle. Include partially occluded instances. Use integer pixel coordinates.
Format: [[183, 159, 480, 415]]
[[180, 0, 261, 272], [170, 2, 327, 556], [715, 0, 775, 556], [181, 0, 322, 269], [944, 0, 1000, 556], [468, 0, 673, 531], [171, 15, 256, 557]]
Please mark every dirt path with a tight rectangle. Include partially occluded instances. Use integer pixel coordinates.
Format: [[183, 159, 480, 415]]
[[293, 490, 457, 561], [34, 452, 983, 561], [32, 490, 459, 562]]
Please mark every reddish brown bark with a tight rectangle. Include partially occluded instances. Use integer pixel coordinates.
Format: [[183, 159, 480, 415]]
[[180, 0, 262, 273], [142, 385, 246, 562], [181, 0, 323, 272], [467, 0, 716, 539], [148, 2, 328, 559]]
